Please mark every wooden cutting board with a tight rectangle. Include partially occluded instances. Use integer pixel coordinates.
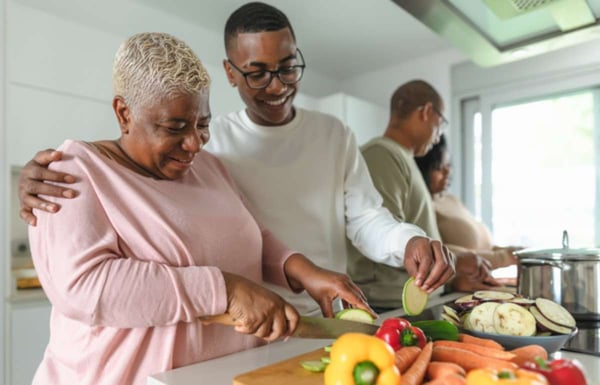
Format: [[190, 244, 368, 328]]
[[233, 348, 326, 385]]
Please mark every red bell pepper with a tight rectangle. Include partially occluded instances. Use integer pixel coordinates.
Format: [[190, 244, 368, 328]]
[[374, 317, 426, 351], [523, 357, 587, 385], [380, 317, 411, 331], [400, 326, 427, 349], [375, 325, 402, 351]]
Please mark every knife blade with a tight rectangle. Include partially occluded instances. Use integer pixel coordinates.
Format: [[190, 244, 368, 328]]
[[202, 313, 379, 339]]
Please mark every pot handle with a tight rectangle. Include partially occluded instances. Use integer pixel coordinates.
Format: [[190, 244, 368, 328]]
[[519, 258, 564, 269], [562, 230, 569, 249]]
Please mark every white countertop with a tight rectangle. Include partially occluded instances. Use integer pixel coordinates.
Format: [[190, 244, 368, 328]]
[[148, 293, 600, 385]]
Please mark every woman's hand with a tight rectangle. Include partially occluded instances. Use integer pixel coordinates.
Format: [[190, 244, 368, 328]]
[[449, 252, 503, 292], [222, 272, 299, 342], [494, 246, 522, 267], [19, 149, 78, 225], [403, 236, 456, 293], [283, 254, 376, 319]]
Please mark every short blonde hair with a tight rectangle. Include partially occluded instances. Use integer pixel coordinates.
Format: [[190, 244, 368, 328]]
[[112, 32, 210, 111]]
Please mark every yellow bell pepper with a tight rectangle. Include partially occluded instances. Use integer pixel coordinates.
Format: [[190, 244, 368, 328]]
[[324, 332, 400, 385], [466, 368, 549, 385]]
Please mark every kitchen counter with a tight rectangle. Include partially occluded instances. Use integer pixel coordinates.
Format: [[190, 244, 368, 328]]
[[148, 292, 600, 385]]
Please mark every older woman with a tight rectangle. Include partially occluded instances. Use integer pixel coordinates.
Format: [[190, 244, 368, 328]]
[[29, 32, 372, 385]]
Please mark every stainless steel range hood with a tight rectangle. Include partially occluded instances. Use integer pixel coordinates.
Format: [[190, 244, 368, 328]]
[[392, 0, 600, 67]]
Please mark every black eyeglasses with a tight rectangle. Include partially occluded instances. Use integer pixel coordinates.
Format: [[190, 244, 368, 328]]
[[432, 105, 449, 130], [227, 49, 306, 90]]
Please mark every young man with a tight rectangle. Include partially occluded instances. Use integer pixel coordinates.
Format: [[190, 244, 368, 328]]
[[18, 3, 455, 316], [348, 80, 501, 311]]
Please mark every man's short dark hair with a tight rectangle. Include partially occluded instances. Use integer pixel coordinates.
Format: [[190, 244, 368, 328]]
[[224, 2, 296, 53], [390, 79, 442, 119]]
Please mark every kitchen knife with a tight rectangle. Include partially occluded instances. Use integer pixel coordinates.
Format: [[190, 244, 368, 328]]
[[202, 313, 379, 339]]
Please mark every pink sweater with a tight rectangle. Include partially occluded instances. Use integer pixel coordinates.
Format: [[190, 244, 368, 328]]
[[29, 140, 294, 385]]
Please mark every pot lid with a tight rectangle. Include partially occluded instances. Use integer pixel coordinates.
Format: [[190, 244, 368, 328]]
[[515, 230, 600, 261]]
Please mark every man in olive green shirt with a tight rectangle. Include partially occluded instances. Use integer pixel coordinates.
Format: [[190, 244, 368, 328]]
[[348, 80, 500, 312]]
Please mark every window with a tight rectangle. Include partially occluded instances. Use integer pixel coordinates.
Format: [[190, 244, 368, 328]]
[[463, 89, 600, 248]]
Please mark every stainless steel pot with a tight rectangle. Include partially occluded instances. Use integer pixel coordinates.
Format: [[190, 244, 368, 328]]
[[516, 231, 600, 321]]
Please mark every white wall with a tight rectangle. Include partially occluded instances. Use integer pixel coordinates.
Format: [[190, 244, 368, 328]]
[[314, 93, 387, 145], [1, 0, 7, 380], [340, 48, 465, 120]]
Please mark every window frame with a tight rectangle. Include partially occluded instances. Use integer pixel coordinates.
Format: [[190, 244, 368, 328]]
[[458, 71, 600, 245]]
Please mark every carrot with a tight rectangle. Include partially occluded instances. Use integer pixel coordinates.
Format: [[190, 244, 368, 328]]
[[510, 344, 548, 367], [431, 345, 518, 372], [394, 346, 422, 373], [402, 341, 433, 385], [426, 361, 466, 380], [423, 373, 467, 385], [458, 333, 504, 350], [433, 340, 516, 361]]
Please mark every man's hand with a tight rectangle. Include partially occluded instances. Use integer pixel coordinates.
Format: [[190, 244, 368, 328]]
[[403, 236, 456, 293], [19, 149, 77, 225], [284, 254, 376, 319], [449, 252, 504, 292], [222, 272, 299, 342]]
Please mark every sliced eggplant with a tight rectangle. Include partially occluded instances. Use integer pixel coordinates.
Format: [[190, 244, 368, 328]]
[[460, 311, 471, 323], [462, 312, 473, 331], [454, 294, 473, 303], [509, 297, 536, 306], [441, 313, 461, 327], [492, 303, 536, 336], [454, 294, 479, 310], [473, 290, 515, 302], [534, 298, 576, 328], [529, 305, 574, 335], [468, 302, 499, 333], [442, 305, 461, 323]]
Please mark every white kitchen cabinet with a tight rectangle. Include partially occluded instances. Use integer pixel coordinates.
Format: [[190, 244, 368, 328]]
[[313, 92, 387, 145], [8, 299, 51, 385]]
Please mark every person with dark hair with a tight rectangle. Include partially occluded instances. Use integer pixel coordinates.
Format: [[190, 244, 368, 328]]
[[415, 134, 521, 269], [224, 1, 296, 52], [415, 133, 449, 191], [348, 80, 502, 312], [17, 2, 456, 317]]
